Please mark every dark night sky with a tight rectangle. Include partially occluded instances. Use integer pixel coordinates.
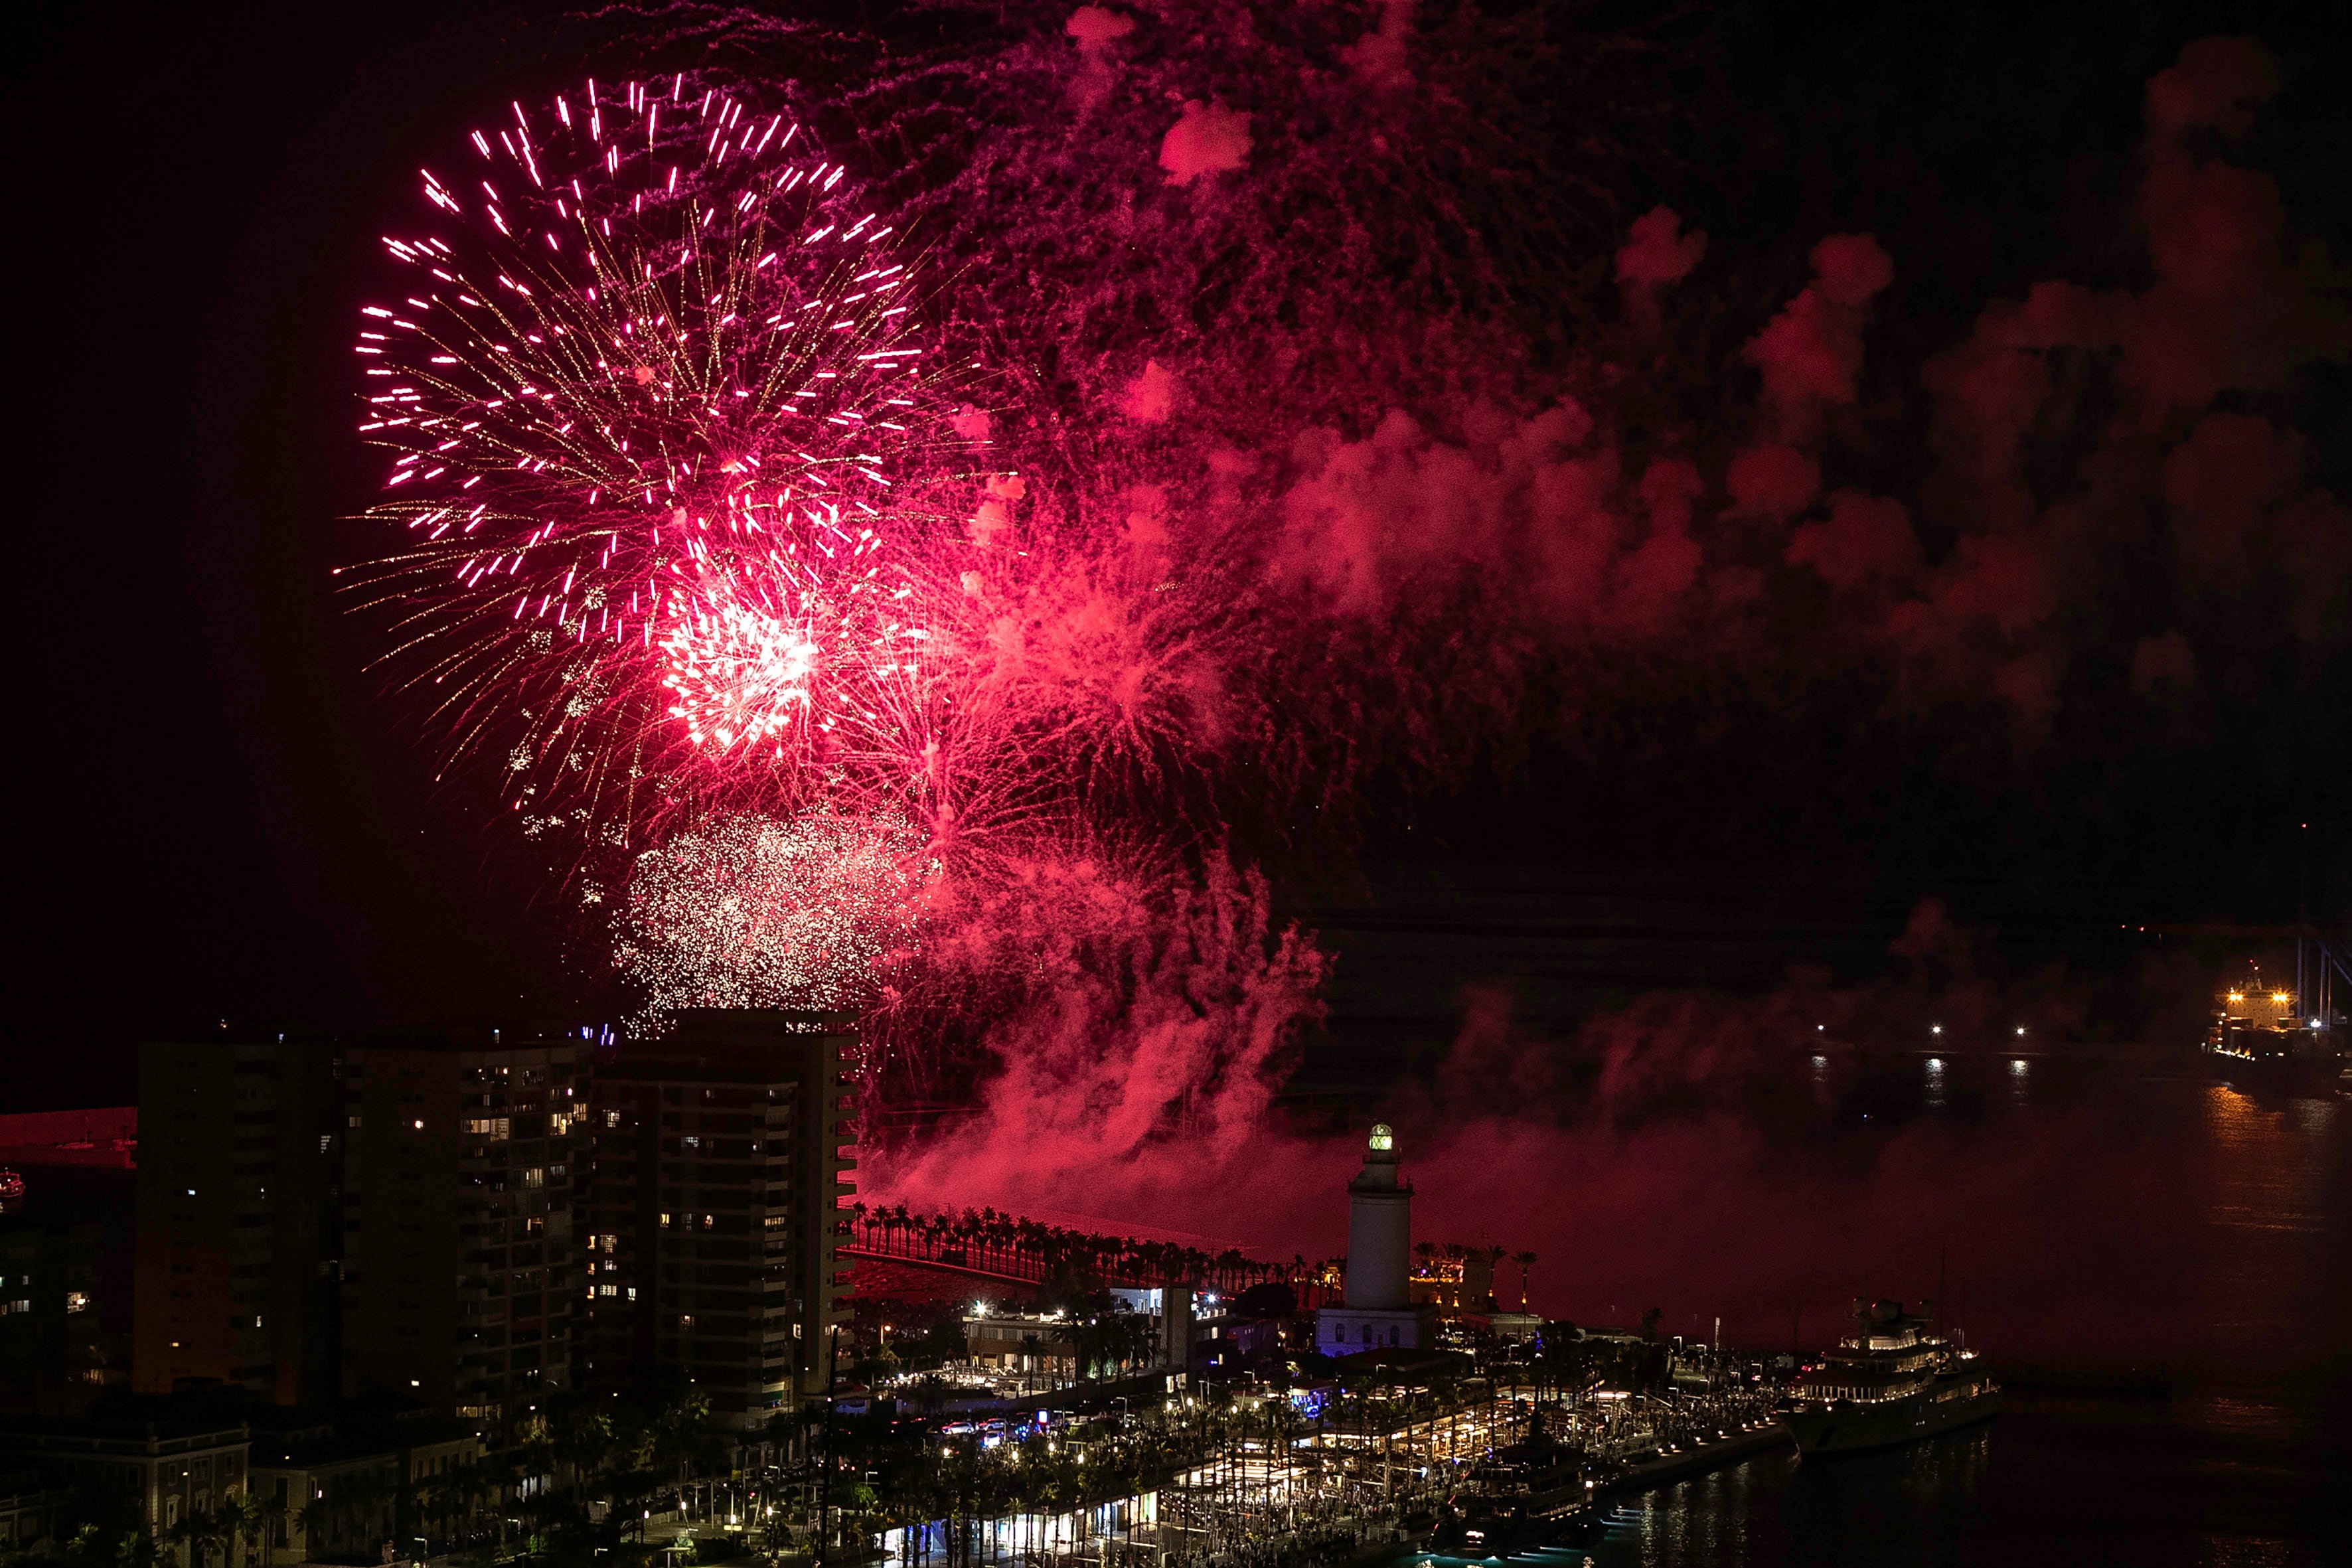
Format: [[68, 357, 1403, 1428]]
[[3, 0, 2347, 1112]]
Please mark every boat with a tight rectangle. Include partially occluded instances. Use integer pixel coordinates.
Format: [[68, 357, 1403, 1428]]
[[1431, 1407, 1600, 1555], [1778, 1298, 1998, 1458], [2202, 965, 2345, 1095]]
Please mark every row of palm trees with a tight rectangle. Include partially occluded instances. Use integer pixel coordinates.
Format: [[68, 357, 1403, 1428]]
[[846, 1203, 1339, 1303], [50, 1488, 305, 1568], [155, 1492, 272, 1568], [850, 1202, 1543, 1316]]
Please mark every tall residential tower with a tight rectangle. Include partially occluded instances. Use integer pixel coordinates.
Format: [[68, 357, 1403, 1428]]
[[133, 1038, 343, 1405], [338, 1032, 589, 1437], [585, 1012, 856, 1427]]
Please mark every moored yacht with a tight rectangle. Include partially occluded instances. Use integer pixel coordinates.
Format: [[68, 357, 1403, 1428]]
[[1778, 1298, 1998, 1458], [1432, 1407, 1599, 1555]]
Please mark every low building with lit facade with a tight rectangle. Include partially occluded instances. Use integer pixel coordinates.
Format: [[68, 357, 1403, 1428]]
[[0, 1468, 69, 1557], [584, 1012, 857, 1427], [1409, 1246, 1498, 1316], [0, 1402, 248, 1536], [961, 1305, 1080, 1381], [1315, 1125, 1438, 1356], [248, 1409, 481, 1565]]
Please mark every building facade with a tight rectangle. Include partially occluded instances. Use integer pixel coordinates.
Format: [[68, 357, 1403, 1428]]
[[248, 1411, 482, 1565], [339, 1032, 589, 1436], [0, 1409, 248, 1535], [133, 1040, 343, 1405], [0, 1468, 69, 1556], [585, 1012, 856, 1427]]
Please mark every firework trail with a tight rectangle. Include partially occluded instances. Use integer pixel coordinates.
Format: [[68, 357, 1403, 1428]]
[[350, 72, 984, 846]]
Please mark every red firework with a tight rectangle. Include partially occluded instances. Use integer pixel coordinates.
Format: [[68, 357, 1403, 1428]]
[[349, 72, 982, 844]]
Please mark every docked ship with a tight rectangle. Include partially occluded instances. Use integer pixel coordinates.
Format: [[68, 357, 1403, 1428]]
[[2203, 964, 2347, 1095], [1432, 1409, 1599, 1555], [1778, 1298, 1998, 1458]]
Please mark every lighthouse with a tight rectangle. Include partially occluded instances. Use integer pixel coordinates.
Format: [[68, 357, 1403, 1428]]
[[1316, 1123, 1439, 1356]]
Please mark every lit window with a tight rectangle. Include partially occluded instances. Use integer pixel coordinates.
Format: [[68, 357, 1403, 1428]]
[[702, 1214, 714, 1229], [626, 1287, 637, 1301], [65, 1291, 90, 1314], [604, 1111, 621, 1128], [681, 1135, 700, 1150], [659, 1214, 671, 1228], [598, 1284, 618, 1297]]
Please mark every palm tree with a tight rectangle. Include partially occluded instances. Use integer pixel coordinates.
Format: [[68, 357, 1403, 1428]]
[[340, 1470, 391, 1563], [1512, 1251, 1537, 1311], [159, 1509, 195, 1568], [217, 1492, 268, 1568], [185, 1505, 228, 1568]]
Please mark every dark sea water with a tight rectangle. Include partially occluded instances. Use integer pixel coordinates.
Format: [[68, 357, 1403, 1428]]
[[1310, 868, 2350, 1561], [1422, 1074, 2351, 1566], [1566, 1380, 2347, 1567]]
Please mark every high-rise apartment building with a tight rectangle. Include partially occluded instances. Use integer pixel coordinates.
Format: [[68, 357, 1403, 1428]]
[[584, 1012, 856, 1428], [339, 1032, 588, 1436], [132, 1040, 343, 1405]]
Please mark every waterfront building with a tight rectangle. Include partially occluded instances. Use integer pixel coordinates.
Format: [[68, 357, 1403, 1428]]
[[584, 1011, 856, 1427], [1315, 1125, 1438, 1356], [962, 1305, 1080, 1381], [339, 1030, 589, 1436], [1409, 1245, 1498, 1316], [132, 1039, 343, 1405]]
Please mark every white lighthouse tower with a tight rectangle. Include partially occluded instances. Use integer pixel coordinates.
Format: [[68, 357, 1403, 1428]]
[[1316, 1123, 1439, 1356]]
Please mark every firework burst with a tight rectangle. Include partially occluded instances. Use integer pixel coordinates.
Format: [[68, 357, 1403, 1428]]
[[349, 72, 981, 844], [615, 808, 935, 1016]]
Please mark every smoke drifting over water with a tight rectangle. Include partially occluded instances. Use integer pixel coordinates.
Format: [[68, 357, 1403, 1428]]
[[341, 7, 2348, 1359]]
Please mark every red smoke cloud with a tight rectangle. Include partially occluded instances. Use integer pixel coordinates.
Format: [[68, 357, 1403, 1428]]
[[629, 13, 2352, 1366], [872, 907, 2258, 1366]]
